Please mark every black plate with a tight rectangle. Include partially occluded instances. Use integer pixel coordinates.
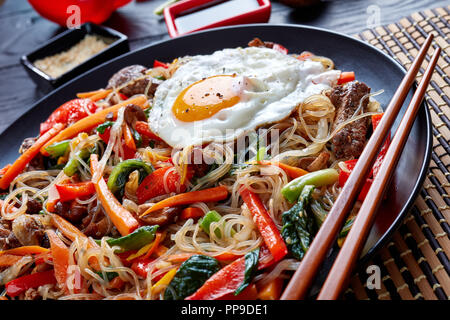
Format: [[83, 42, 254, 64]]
[[0, 24, 431, 266]]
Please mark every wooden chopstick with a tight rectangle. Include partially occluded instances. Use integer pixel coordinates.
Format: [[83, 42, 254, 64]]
[[280, 33, 435, 300], [318, 45, 441, 300]]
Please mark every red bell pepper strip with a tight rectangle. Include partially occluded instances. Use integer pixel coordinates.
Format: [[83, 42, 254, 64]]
[[272, 43, 288, 54], [186, 246, 272, 300], [337, 71, 355, 85], [130, 258, 167, 283], [153, 60, 169, 69], [186, 256, 246, 300], [136, 166, 193, 204], [97, 126, 136, 160], [5, 270, 57, 297], [135, 121, 162, 141], [239, 187, 287, 262], [338, 113, 389, 201], [55, 181, 96, 202], [371, 113, 390, 177], [40, 99, 98, 135]]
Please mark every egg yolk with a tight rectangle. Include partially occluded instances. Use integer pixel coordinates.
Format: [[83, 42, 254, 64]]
[[172, 75, 241, 122]]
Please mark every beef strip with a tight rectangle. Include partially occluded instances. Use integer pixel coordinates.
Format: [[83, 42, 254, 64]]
[[54, 201, 87, 224], [139, 207, 181, 227], [248, 37, 275, 49], [106, 64, 160, 98], [0, 219, 21, 250], [329, 81, 371, 159], [19, 137, 45, 171], [26, 198, 43, 215], [11, 214, 45, 247]]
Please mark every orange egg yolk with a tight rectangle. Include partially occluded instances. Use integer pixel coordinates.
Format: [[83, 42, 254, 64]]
[[172, 75, 241, 122]]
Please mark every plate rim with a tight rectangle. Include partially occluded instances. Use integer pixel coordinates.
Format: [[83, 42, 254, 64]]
[[3, 23, 432, 265]]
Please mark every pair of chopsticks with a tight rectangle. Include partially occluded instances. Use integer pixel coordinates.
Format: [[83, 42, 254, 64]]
[[281, 33, 441, 300]]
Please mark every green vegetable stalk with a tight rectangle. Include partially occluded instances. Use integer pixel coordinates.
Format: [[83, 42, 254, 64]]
[[199, 210, 235, 238], [281, 185, 315, 260], [63, 147, 93, 177], [310, 200, 355, 239], [234, 247, 260, 295], [45, 140, 70, 158], [164, 255, 220, 300], [104, 225, 158, 253], [282, 168, 339, 203], [107, 159, 153, 197]]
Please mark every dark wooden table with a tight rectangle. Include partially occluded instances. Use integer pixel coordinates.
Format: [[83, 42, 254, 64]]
[[0, 0, 447, 134]]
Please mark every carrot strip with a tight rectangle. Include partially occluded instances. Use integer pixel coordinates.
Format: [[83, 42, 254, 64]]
[[166, 253, 195, 263], [123, 124, 136, 152], [180, 207, 204, 220], [50, 214, 100, 270], [76, 89, 110, 99], [140, 185, 228, 217], [0, 246, 49, 256], [154, 245, 168, 257], [257, 277, 284, 300], [0, 123, 64, 189], [40, 96, 147, 156], [88, 89, 113, 102], [50, 214, 93, 246], [46, 230, 70, 290], [259, 160, 309, 179], [90, 154, 140, 236], [0, 254, 22, 267]]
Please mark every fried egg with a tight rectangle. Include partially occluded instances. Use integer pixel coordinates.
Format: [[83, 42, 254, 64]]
[[148, 47, 340, 148]]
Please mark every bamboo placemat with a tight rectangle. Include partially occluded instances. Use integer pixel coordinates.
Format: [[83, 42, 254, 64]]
[[342, 6, 450, 300]]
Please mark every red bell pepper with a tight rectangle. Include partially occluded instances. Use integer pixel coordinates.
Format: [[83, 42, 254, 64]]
[[272, 43, 288, 54], [55, 181, 95, 202], [186, 246, 272, 300], [130, 258, 166, 282], [97, 126, 136, 160], [337, 71, 355, 85], [338, 113, 389, 201], [153, 60, 169, 69], [371, 113, 390, 177], [135, 121, 162, 141], [186, 256, 246, 300], [5, 270, 57, 297], [136, 166, 193, 204], [40, 99, 98, 135], [239, 187, 287, 262]]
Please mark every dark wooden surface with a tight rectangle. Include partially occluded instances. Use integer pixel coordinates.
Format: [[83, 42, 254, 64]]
[[0, 0, 447, 134]]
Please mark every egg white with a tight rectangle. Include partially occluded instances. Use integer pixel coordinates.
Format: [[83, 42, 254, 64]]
[[148, 47, 340, 148]]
